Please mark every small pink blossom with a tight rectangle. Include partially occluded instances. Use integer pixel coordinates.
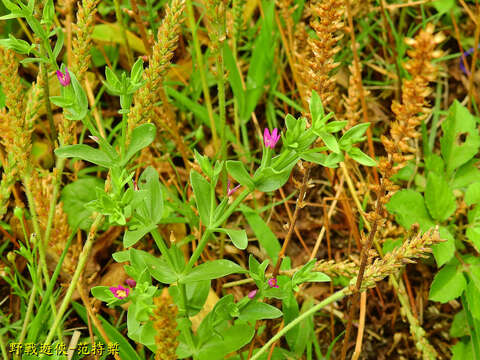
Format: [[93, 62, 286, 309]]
[[227, 180, 241, 196], [247, 289, 257, 299], [89, 135, 99, 143], [56, 67, 71, 86], [268, 278, 279, 288], [263, 128, 281, 149], [125, 278, 136, 288], [110, 285, 130, 299]]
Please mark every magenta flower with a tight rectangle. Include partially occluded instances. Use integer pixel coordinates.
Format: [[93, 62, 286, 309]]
[[109, 285, 130, 299], [88, 135, 99, 143], [227, 180, 241, 196], [268, 278, 279, 288], [247, 289, 258, 299], [56, 67, 71, 86], [263, 128, 281, 149], [125, 278, 136, 288]]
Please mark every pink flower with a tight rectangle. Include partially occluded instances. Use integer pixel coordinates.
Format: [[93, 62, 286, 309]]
[[56, 67, 71, 86], [263, 128, 281, 149], [227, 179, 241, 196], [109, 285, 130, 299], [89, 135, 99, 143], [132, 179, 139, 191], [247, 289, 257, 299], [125, 278, 136, 288], [268, 278, 279, 288]]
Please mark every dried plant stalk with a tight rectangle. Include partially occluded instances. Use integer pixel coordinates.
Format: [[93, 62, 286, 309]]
[[0, 49, 31, 177], [295, 0, 345, 106], [127, 0, 185, 137], [344, 63, 370, 129], [71, 0, 99, 83], [151, 289, 180, 360], [382, 24, 445, 174]]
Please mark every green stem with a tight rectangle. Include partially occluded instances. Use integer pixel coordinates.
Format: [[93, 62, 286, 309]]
[[0, 333, 7, 360], [28, 226, 78, 343], [185, 229, 211, 273], [185, 0, 218, 151], [216, 54, 227, 160], [23, 172, 49, 289], [213, 188, 251, 228], [42, 215, 104, 348], [250, 288, 347, 360], [17, 283, 37, 347]]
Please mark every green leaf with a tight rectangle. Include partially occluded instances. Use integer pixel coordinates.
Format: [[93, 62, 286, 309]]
[[339, 123, 370, 147], [452, 159, 480, 189], [198, 323, 255, 360], [347, 147, 377, 166], [309, 90, 324, 124], [465, 277, 480, 319], [238, 301, 283, 321], [452, 339, 474, 360], [72, 302, 142, 360], [112, 250, 130, 262], [181, 260, 246, 283], [91, 286, 116, 302], [432, 0, 455, 14], [429, 265, 467, 303], [138, 166, 164, 224], [450, 310, 470, 338], [61, 177, 104, 230], [325, 120, 348, 133], [216, 228, 248, 250], [432, 227, 455, 267], [194, 150, 213, 178], [465, 182, 480, 206], [223, 45, 245, 116], [440, 100, 480, 175], [123, 225, 156, 248], [41, 0, 54, 25], [123, 123, 156, 165], [147, 259, 177, 285], [226, 161, 255, 190], [385, 190, 434, 231], [254, 166, 293, 192], [55, 144, 113, 168], [190, 170, 213, 227], [318, 131, 340, 154], [241, 205, 281, 263], [425, 172, 456, 221]]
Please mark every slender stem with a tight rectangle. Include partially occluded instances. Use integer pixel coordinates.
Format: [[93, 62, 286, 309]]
[[17, 283, 37, 346], [0, 333, 6, 360], [213, 189, 251, 228], [29, 227, 78, 343], [42, 215, 104, 347], [185, 0, 219, 150], [250, 288, 347, 360], [272, 164, 311, 277], [185, 229, 211, 273], [216, 54, 227, 160], [23, 172, 49, 288], [340, 182, 384, 360]]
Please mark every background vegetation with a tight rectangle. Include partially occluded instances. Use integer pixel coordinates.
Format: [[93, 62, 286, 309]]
[[0, 0, 479, 359]]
